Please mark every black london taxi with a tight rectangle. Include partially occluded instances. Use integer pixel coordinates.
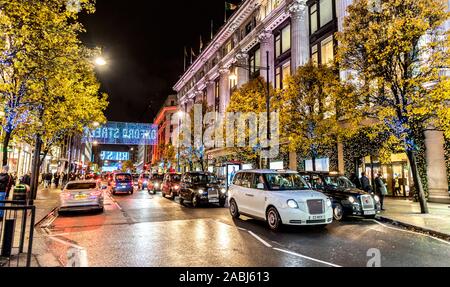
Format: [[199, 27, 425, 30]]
[[300, 172, 381, 221], [179, 172, 227, 208]]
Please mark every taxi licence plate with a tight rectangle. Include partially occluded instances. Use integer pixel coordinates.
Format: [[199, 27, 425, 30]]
[[364, 210, 376, 215], [209, 198, 219, 203], [75, 194, 88, 200], [310, 215, 325, 220]]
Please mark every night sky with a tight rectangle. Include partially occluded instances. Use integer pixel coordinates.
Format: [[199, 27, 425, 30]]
[[79, 0, 242, 123]]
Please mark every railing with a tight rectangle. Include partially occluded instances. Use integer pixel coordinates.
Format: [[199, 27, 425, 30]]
[[0, 201, 36, 267]]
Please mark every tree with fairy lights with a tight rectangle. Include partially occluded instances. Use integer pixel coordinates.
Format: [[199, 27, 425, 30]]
[[336, 0, 450, 213]]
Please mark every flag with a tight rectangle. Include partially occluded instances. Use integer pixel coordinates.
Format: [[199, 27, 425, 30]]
[[183, 46, 188, 71], [224, 2, 238, 22], [190, 47, 196, 64], [225, 2, 238, 11], [199, 35, 204, 53]]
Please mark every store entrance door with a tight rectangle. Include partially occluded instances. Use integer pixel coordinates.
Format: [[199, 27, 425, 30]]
[[389, 162, 410, 197]]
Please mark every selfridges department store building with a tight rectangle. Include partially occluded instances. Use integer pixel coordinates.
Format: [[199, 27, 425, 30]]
[[173, 0, 450, 203]]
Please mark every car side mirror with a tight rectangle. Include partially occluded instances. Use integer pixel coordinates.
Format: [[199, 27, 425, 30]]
[[257, 183, 265, 190]]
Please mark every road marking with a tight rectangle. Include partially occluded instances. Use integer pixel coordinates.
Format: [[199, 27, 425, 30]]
[[248, 231, 272, 248], [273, 248, 341, 267], [107, 193, 122, 210], [371, 220, 450, 245]]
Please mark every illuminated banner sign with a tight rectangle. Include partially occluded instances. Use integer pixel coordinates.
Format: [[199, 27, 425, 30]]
[[100, 151, 130, 161], [83, 121, 158, 145]]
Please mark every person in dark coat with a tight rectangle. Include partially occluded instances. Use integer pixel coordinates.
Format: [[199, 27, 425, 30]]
[[375, 173, 388, 210], [360, 172, 372, 193], [0, 166, 12, 199], [349, 173, 361, 189], [20, 173, 31, 186], [54, 172, 60, 188]]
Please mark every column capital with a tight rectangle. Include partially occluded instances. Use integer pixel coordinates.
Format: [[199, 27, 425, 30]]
[[288, 0, 307, 20], [258, 32, 273, 44], [219, 68, 230, 75]]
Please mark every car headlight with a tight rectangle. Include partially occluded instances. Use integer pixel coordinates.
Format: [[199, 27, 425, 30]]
[[287, 199, 299, 209], [198, 189, 204, 195], [326, 198, 332, 208], [348, 196, 356, 204], [220, 188, 227, 194], [374, 195, 380, 203]]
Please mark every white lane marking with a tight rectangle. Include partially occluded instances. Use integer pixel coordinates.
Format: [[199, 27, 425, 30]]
[[45, 235, 89, 267], [274, 248, 342, 267], [248, 231, 273, 248], [371, 220, 450, 245], [237, 227, 247, 231], [106, 193, 122, 210]]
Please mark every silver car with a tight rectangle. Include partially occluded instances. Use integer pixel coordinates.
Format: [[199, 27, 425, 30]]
[[60, 180, 105, 212]]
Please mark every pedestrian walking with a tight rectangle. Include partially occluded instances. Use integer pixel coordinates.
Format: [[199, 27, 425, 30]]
[[54, 172, 61, 188], [20, 172, 31, 186], [360, 172, 372, 193], [0, 166, 12, 200], [375, 173, 388, 210], [62, 172, 68, 187]]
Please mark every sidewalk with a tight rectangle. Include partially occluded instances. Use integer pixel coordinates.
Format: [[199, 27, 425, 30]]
[[377, 198, 450, 239], [31, 186, 62, 267]]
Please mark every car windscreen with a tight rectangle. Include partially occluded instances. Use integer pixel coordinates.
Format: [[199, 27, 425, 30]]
[[264, 173, 310, 191], [66, 183, 97, 190], [115, 174, 132, 182], [324, 176, 355, 188], [191, 174, 218, 184]]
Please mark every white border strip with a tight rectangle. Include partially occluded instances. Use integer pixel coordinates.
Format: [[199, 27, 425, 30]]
[[273, 248, 342, 267], [371, 220, 450, 246], [248, 231, 273, 248]]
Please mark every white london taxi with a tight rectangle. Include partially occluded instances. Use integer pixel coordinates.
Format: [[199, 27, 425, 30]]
[[228, 170, 333, 231]]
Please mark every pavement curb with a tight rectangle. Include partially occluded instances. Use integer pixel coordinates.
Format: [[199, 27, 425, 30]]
[[376, 215, 450, 242], [34, 206, 59, 228]]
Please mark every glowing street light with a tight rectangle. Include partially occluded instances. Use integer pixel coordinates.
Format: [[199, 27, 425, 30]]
[[95, 57, 107, 67], [93, 140, 99, 146], [93, 121, 100, 128]]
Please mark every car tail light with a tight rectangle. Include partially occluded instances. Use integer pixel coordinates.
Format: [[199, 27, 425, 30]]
[[174, 185, 180, 190]]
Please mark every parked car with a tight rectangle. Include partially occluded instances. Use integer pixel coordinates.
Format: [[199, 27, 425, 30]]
[[111, 173, 134, 195], [162, 173, 182, 199], [300, 172, 381, 221], [137, 173, 150, 190], [147, 173, 164, 194], [60, 180, 105, 212], [179, 172, 227, 207], [228, 170, 333, 231]]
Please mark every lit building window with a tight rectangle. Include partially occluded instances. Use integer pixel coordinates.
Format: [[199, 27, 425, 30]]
[[310, 4, 318, 34], [275, 60, 291, 89], [275, 24, 291, 57], [319, 0, 333, 27], [321, 35, 334, 65], [311, 45, 318, 65]]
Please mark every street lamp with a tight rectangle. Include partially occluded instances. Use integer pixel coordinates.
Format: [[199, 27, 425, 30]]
[[229, 51, 271, 169], [94, 57, 107, 67]]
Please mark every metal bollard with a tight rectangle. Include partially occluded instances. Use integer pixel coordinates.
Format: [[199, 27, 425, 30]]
[[1, 219, 16, 257]]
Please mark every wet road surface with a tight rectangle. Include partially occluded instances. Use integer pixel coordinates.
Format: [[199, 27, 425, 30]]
[[38, 188, 450, 267]]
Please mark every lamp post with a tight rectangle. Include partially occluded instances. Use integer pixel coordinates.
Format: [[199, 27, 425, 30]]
[[229, 51, 271, 169]]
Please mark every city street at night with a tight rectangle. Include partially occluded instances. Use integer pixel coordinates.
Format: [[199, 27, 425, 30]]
[[1, 0, 450, 274], [35, 187, 450, 267]]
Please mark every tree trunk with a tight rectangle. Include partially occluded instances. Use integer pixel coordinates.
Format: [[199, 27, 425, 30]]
[[406, 149, 429, 214], [2, 131, 11, 167], [312, 154, 317, 172], [30, 135, 42, 201]]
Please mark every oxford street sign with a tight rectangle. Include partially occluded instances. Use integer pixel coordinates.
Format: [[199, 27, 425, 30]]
[[83, 121, 158, 145]]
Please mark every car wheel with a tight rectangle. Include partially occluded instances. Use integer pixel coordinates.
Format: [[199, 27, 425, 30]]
[[266, 207, 282, 231], [179, 197, 185, 206], [98, 207, 104, 213], [192, 195, 199, 208], [333, 203, 344, 221], [112, 190, 116, 195], [170, 191, 175, 200], [229, 199, 240, 218], [219, 199, 226, 208]]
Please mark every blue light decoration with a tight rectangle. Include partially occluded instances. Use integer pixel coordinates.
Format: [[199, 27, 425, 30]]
[[83, 122, 158, 145], [100, 151, 130, 161]]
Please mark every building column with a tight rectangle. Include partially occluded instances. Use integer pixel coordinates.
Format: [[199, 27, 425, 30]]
[[236, 53, 249, 88], [219, 68, 230, 114], [206, 80, 215, 108], [337, 141, 345, 175], [336, 0, 354, 32], [289, 0, 309, 71], [424, 130, 450, 203], [259, 32, 274, 84]]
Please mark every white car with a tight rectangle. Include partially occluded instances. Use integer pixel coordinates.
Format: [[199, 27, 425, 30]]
[[60, 180, 105, 212], [228, 170, 333, 231]]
